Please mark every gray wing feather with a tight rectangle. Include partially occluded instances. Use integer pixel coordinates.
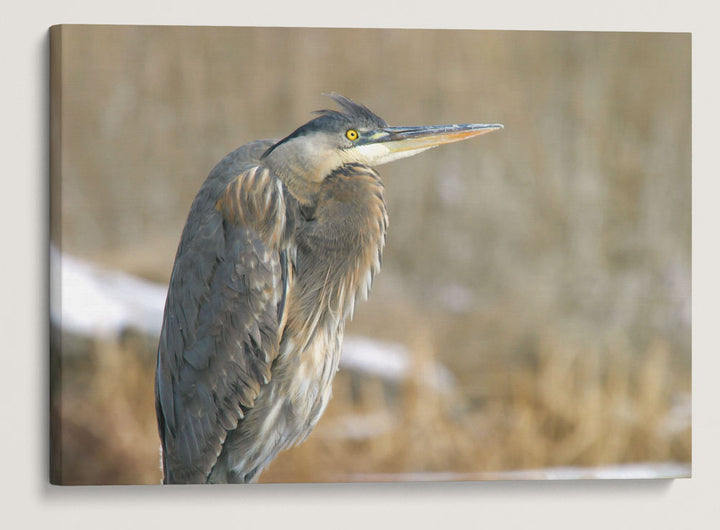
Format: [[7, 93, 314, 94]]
[[155, 140, 287, 483]]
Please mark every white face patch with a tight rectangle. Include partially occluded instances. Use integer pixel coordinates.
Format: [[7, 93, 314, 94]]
[[348, 143, 434, 167]]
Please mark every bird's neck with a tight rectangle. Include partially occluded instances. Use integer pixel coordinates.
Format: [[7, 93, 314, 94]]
[[289, 163, 388, 324], [261, 141, 338, 207]]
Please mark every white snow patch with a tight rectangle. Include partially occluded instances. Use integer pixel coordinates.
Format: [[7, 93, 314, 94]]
[[50, 246, 167, 339], [340, 336, 455, 393], [343, 462, 691, 482]]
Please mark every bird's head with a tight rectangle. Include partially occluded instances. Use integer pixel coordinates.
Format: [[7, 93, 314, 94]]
[[261, 93, 502, 204]]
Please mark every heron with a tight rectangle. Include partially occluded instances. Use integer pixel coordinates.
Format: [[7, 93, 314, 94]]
[[155, 93, 502, 483]]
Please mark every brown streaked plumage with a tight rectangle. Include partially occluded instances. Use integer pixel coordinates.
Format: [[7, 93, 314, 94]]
[[155, 93, 502, 483]]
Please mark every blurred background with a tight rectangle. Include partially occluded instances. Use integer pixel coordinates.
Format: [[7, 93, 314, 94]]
[[49, 26, 690, 485]]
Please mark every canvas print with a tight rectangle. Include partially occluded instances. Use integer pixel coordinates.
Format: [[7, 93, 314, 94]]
[[49, 25, 691, 485]]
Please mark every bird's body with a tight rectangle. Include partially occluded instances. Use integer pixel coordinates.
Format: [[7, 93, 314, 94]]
[[155, 94, 501, 483]]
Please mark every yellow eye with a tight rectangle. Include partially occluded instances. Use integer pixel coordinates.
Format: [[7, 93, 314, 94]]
[[345, 129, 359, 141]]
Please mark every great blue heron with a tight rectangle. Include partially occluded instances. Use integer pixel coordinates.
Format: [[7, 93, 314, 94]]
[[155, 93, 502, 483]]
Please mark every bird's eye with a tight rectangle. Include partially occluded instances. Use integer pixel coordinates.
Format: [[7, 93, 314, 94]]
[[345, 129, 359, 141]]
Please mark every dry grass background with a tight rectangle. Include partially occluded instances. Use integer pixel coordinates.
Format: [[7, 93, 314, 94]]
[[50, 26, 690, 484]]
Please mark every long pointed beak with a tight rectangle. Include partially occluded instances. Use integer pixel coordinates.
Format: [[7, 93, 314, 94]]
[[379, 123, 502, 151], [353, 123, 503, 166]]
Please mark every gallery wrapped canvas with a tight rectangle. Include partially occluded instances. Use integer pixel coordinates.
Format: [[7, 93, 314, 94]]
[[49, 25, 690, 485]]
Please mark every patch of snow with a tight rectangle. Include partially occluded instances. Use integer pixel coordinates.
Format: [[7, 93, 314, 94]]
[[341, 336, 455, 393], [343, 462, 691, 482], [50, 246, 166, 339]]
